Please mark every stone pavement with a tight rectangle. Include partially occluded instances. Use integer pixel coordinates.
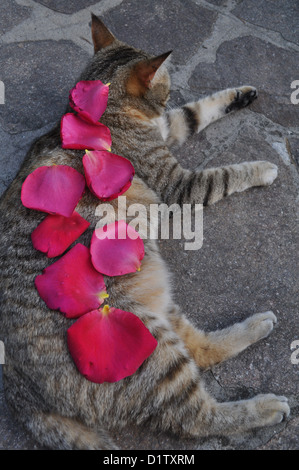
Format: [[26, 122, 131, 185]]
[[0, 0, 298, 450]]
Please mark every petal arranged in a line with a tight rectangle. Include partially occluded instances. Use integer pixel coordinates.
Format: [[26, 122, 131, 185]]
[[35, 243, 108, 318], [67, 306, 158, 384], [90, 220, 145, 277], [61, 113, 112, 151], [21, 165, 86, 217], [69, 80, 109, 124], [31, 211, 90, 258], [83, 150, 135, 201]]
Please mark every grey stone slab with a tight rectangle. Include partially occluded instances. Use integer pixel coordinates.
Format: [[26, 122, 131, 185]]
[[102, 0, 218, 64], [0, 124, 54, 197], [0, 0, 32, 36], [34, 0, 101, 15], [0, 41, 90, 134], [189, 36, 299, 128], [232, 0, 299, 45]]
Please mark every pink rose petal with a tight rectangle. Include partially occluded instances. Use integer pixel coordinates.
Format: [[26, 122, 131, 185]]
[[69, 80, 109, 124], [35, 243, 108, 318], [83, 150, 135, 201], [61, 113, 112, 151], [90, 220, 145, 277], [67, 306, 157, 383], [31, 211, 90, 258], [21, 165, 86, 217]]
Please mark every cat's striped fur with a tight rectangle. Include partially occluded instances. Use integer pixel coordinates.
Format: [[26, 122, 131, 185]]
[[0, 15, 289, 450]]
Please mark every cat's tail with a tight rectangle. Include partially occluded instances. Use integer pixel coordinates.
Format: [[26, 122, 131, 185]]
[[25, 412, 118, 450]]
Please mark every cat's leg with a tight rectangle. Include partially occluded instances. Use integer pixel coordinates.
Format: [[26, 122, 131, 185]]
[[25, 412, 118, 450], [163, 159, 278, 206], [169, 308, 278, 369], [128, 116, 277, 208], [148, 310, 289, 437], [147, 345, 289, 437], [128, 304, 289, 437], [158, 86, 257, 147], [118, 303, 289, 437], [190, 393, 289, 437]]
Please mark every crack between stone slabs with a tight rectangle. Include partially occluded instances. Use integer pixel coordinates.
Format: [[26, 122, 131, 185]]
[[192, 0, 241, 16], [239, 109, 299, 140], [2, 0, 124, 46], [193, 0, 299, 52], [256, 414, 295, 449], [257, 426, 287, 449], [232, 14, 299, 50], [0, 22, 88, 42], [13, 0, 36, 8], [0, 120, 57, 143], [194, 115, 249, 168], [233, 25, 298, 53], [285, 139, 299, 174], [0, 36, 93, 55], [210, 367, 295, 450], [210, 368, 225, 389], [189, 109, 299, 199], [16, 0, 124, 15], [10, 0, 299, 57], [239, 112, 299, 179], [24, 0, 72, 15], [173, 27, 298, 92]]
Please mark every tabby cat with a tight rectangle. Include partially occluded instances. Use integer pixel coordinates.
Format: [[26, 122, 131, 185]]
[[0, 15, 289, 450]]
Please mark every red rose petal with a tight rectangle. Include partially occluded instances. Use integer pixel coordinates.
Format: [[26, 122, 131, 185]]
[[35, 243, 108, 318], [83, 150, 135, 201], [21, 165, 85, 217], [31, 211, 90, 258], [69, 80, 109, 124], [61, 113, 112, 151], [67, 306, 157, 383], [90, 220, 145, 276]]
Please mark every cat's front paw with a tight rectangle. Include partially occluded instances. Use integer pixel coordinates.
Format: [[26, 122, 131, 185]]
[[258, 161, 278, 186], [225, 86, 258, 113]]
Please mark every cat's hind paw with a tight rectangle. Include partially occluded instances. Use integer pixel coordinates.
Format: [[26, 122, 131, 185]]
[[242, 311, 277, 344], [252, 394, 290, 426]]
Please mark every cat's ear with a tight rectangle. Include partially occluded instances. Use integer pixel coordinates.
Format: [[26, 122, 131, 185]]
[[91, 14, 115, 53], [127, 51, 172, 97]]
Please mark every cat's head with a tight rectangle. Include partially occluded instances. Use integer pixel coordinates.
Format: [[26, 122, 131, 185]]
[[80, 14, 172, 118]]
